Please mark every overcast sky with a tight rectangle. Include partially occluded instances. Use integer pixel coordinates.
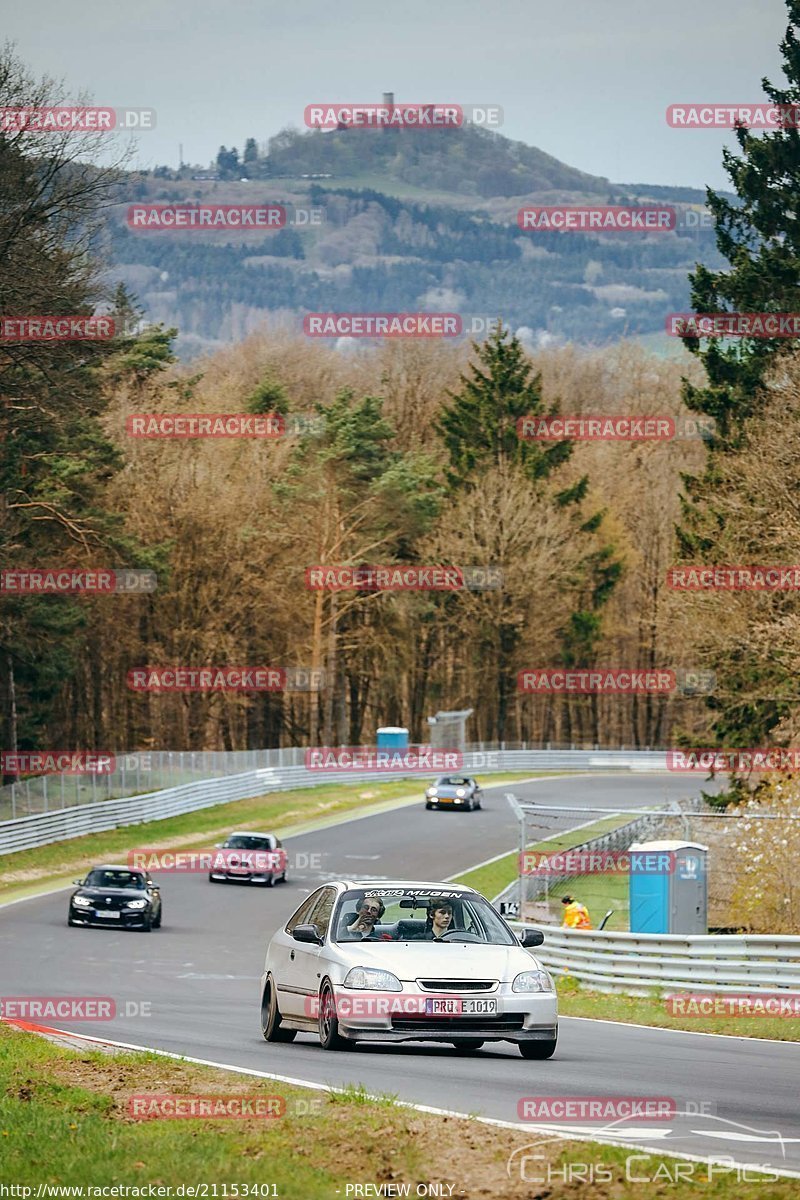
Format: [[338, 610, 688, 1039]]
[[4, 0, 792, 189]]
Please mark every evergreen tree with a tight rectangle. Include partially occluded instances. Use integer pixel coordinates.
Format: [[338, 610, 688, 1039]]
[[678, 1, 800, 745]]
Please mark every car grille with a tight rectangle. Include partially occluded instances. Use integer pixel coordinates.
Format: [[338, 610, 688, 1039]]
[[90, 896, 130, 911], [391, 1014, 525, 1033], [417, 979, 497, 992]]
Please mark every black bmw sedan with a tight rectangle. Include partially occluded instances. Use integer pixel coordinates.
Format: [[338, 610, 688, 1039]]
[[68, 865, 162, 931]]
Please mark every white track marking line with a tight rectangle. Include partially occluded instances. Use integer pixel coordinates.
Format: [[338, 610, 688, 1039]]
[[4, 1019, 798, 1179]]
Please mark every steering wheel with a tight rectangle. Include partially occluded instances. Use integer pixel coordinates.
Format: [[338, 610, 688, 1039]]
[[437, 930, 484, 943]]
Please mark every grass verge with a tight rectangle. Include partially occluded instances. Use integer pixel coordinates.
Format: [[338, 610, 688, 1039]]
[[557, 977, 800, 1042], [0, 773, 545, 905], [0, 1023, 793, 1197]]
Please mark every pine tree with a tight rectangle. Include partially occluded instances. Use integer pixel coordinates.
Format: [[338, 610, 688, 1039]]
[[677, 1, 800, 746], [680, 0, 800, 449]]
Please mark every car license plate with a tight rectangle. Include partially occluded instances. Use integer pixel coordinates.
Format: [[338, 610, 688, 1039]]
[[425, 997, 497, 1015], [95, 911, 120, 918]]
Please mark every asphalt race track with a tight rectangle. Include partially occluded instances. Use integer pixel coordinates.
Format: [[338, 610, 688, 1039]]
[[3, 773, 800, 1177]]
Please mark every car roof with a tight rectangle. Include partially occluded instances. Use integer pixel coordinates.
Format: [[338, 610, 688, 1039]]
[[226, 831, 274, 838], [335, 879, 477, 894], [90, 864, 146, 872]]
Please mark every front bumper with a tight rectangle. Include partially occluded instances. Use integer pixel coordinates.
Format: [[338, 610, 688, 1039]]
[[69, 906, 151, 928], [209, 870, 278, 883], [332, 985, 557, 1043]]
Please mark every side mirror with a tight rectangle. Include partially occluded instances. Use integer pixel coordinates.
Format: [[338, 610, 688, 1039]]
[[519, 928, 544, 948], [150, 884, 160, 891], [72, 879, 84, 886], [292, 923, 322, 945]]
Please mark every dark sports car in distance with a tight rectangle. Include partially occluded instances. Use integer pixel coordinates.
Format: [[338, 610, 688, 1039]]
[[68, 865, 162, 931], [425, 775, 483, 811], [208, 831, 287, 886]]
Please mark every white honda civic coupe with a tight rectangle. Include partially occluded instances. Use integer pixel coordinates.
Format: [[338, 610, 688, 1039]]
[[260, 879, 557, 1057]]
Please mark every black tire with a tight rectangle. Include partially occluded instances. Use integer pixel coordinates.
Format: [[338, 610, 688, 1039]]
[[280, 872, 287, 884], [452, 1040, 484, 1052], [261, 978, 296, 1043], [318, 980, 348, 1051], [264, 872, 276, 888], [425, 803, 433, 810], [208, 875, 218, 883], [140, 914, 153, 932], [519, 1038, 557, 1059], [67, 916, 77, 927], [153, 908, 162, 928]]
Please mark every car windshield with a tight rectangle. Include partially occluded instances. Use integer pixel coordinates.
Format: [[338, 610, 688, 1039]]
[[84, 869, 146, 890], [225, 835, 272, 850], [332, 888, 517, 945], [435, 776, 471, 787]]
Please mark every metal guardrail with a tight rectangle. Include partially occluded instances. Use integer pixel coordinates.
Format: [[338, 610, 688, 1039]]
[[0, 749, 672, 856], [0, 745, 671, 822], [517, 924, 800, 996]]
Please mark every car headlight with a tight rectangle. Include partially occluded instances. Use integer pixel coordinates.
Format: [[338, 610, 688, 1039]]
[[512, 969, 555, 993], [456, 788, 466, 797], [126, 899, 148, 909], [343, 967, 402, 992], [72, 896, 92, 908], [427, 788, 437, 797]]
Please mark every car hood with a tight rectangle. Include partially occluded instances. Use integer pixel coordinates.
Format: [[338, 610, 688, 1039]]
[[332, 940, 540, 982], [73, 887, 148, 899], [429, 785, 470, 796]]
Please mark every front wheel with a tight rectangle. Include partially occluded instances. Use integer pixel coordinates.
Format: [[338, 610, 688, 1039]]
[[261, 979, 296, 1043], [318, 981, 348, 1051], [153, 908, 162, 928], [519, 1038, 557, 1059]]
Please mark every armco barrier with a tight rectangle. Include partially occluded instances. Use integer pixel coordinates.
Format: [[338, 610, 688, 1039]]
[[518, 924, 800, 997], [0, 750, 670, 855]]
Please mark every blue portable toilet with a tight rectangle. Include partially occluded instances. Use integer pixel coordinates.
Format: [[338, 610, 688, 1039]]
[[628, 840, 708, 934], [376, 726, 409, 749]]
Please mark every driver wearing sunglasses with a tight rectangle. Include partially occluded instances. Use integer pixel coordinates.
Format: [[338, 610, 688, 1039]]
[[346, 893, 385, 938]]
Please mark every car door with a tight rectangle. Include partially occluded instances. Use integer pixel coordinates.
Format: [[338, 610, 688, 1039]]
[[285, 886, 337, 1020], [275, 889, 325, 1017]]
